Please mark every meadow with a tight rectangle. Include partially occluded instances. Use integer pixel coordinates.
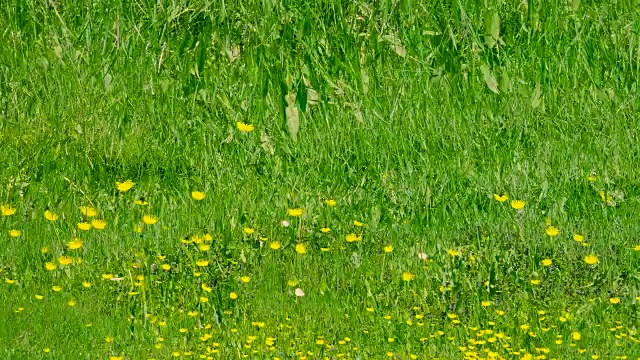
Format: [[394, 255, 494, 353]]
[[1, 0, 640, 359]]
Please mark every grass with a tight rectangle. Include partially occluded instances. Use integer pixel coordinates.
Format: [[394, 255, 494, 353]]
[[1, 0, 640, 358]]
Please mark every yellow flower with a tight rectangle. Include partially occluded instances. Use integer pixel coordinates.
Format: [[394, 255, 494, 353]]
[[288, 208, 304, 217], [67, 238, 83, 250], [345, 233, 361, 242], [35, 295, 44, 300], [481, 301, 492, 307], [1, 205, 16, 216], [383, 245, 393, 253], [584, 255, 598, 265], [9, 229, 21, 238], [67, 299, 77, 307], [493, 194, 508, 202], [353, 220, 365, 227], [191, 191, 206, 201], [105, 336, 113, 343], [44, 210, 59, 221], [447, 249, 460, 257], [402, 272, 415, 281], [201, 284, 212, 292], [91, 219, 107, 230], [572, 332, 581, 341], [200, 296, 208, 303], [295, 243, 306, 254], [240, 276, 251, 283], [161, 264, 171, 271], [530, 279, 541, 285], [5, 278, 16, 284], [45, 262, 57, 271], [288, 279, 298, 287], [198, 244, 210, 251], [320, 227, 331, 233], [80, 206, 97, 217], [82, 281, 92, 288], [229, 292, 238, 300], [236, 121, 255, 133], [116, 180, 135, 192], [541, 259, 552, 266], [41, 247, 49, 254], [609, 297, 620, 304], [510, 200, 526, 209], [143, 215, 158, 225], [77, 222, 92, 231], [573, 234, 584, 242], [134, 198, 148, 206], [196, 259, 209, 267], [243, 227, 255, 235], [324, 199, 337, 206], [269, 241, 281, 250], [587, 174, 597, 182], [545, 226, 559, 236], [633, 244, 640, 251], [58, 256, 73, 266], [52, 285, 62, 292]]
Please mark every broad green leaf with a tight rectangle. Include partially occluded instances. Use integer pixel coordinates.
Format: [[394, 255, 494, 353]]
[[286, 99, 299, 142], [480, 65, 499, 94], [531, 83, 542, 109], [484, 11, 500, 48]]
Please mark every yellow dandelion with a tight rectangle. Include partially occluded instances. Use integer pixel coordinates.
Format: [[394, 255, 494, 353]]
[[545, 226, 559, 236], [574, 234, 584, 242], [510, 200, 526, 209], [201, 284, 212, 292], [295, 243, 306, 254], [493, 194, 508, 202], [609, 297, 620, 304], [35, 295, 44, 300], [134, 198, 148, 206], [320, 227, 331, 233], [236, 121, 255, 133], [82, 281, 92, 288], [77, 222, 92, 231], [161, 264, 171, 271], [229, 292, 238, 300], [447, 249, 460, 257], [1, 205, 16, 216], [58, 256, 73, 266], [353, 220, 365, 227], [67, 299, 77, 307], [541, 259, 552, 266], [52, 285, 62, 292], [45, 262, 57, 271], [288, 208, 304, 217], [402, 272, 415, 281], [243, 227, 255, 235], [9, 229, 21, 238], [633, 245, 640, 251], [383, 245, 393, 253], [44, 210, 59, 221], [481, 301, 492, 307], [345, 233, 361, 242], [191, 191, 205, 200], [324, 199, 337, 206], [91, 219, 107, 230], [80, 206, 97, 217], [584, 255, 599, 265], [572, 332, 581, 341], [116, 180, 135, 192], [269, 241, 281, 250], [530, 279, 541, 285], [198, 244, 210, 251], [143, 215, 158, 225], [67, 238, 83, 250], [196, 259, 209, 267], [240, 276, 251, 283]]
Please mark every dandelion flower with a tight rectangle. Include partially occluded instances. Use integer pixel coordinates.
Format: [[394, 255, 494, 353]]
[[116, 180, 135, 192], [44, 210, 59, 221], [91, 219, 107, 230], [52, 285, 62, 292], [609, 297, 620, 304], [530, 279, 541, 285], [134, 198, 148, 206], [1, 205, 16, 216], [161, 264, 171, 271], [545, 226, 559, 236], [493, 194, 508, 202], [633, 245, 640, 251], [353, 220, 365, 227], [269, 241, 281, 250], [240, 276, 251, 283], [35, 295, 44, 300], [9, 229, 21, 238], [324, 199, 337, 206], [191, 191, 205, 200], [481, 301, 492, 307], [572, 332, 581, 341], [320, 227, 331, 233], [196, 259, 209, 267], [67, 238, 83, 250], [541, 259, 552, 266], [67, 299, 77, 307], [80, 206, 97, 217], [402, 272, 415, 281], [201, 284, 212, 292], [45, 262, 57, 271], [295, 243, 306, 254], [345, 233, 361, 242], [574, 234, 584, 242], [447, 249, 460, 257], [229, 292, 238, 300], [295, 288, 305, 297], [243, 227, 255, 235], [58, 256, 73, 266], [584, 255, 599, 265], [143, 215, 158, 225], [77, 222, 92, 231], [383, 245, 393, 253], [510, 200, 526, 210], [236, 121, 255, 133], [288, 208, 304, 217], [82, 281, 92, 288]]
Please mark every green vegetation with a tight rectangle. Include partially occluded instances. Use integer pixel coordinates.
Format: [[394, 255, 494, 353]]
[[1, 0, 639, 359]]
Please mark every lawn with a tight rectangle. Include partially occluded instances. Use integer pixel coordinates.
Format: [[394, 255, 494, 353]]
[[1, 0, 639, 359]]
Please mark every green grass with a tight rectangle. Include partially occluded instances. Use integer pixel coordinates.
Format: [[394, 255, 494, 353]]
[[1, 0, 640, 359]]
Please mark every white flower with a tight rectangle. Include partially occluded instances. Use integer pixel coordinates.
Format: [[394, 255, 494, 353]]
[[295, 288, 304, 297], [281, 220, 290, 228]]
